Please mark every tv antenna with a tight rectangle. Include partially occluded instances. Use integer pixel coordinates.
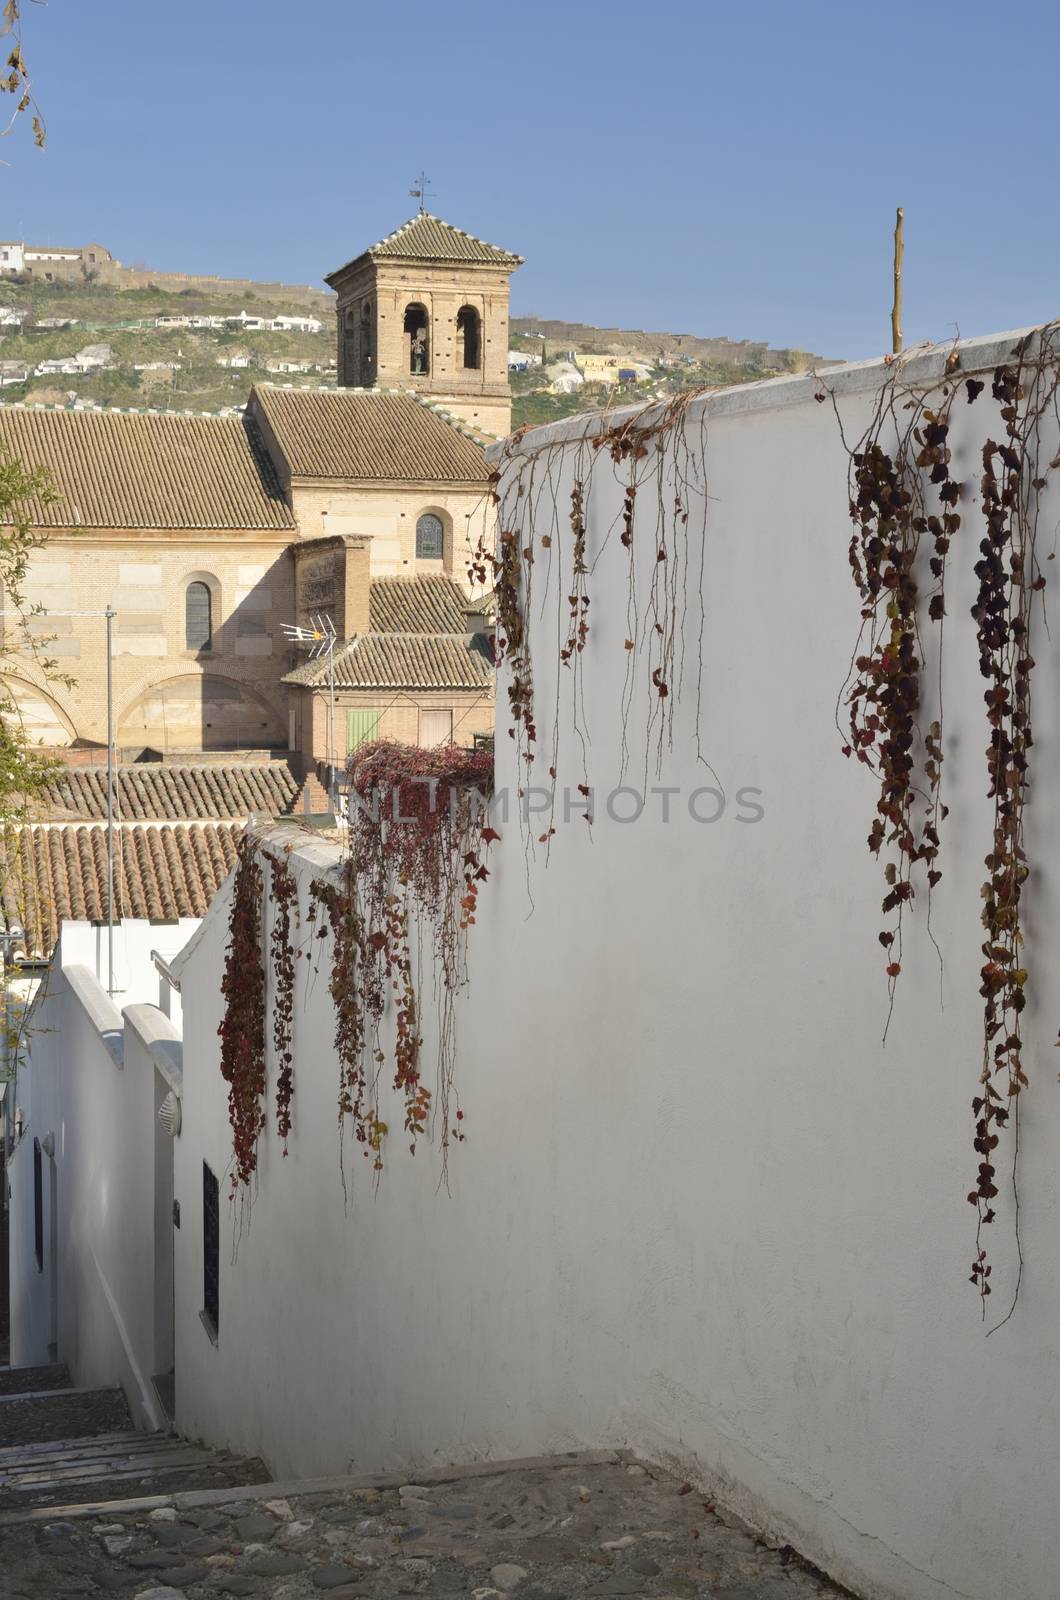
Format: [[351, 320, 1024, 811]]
[[282, 614, 339, 812]]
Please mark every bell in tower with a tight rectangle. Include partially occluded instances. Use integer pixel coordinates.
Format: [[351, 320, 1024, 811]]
[[326, 212, 523, 438]]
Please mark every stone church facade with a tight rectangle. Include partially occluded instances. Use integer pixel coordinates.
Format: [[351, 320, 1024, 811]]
[[0, 214, 521, 771]]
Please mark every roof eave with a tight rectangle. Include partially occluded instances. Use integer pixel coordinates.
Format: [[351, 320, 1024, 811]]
[[329, 252, 523, 276], [288, 472, 488, 490]]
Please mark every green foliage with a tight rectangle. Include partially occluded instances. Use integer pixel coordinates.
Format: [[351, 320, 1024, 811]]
[[0, 455, 65, 976], [511, 389, 588, 429]]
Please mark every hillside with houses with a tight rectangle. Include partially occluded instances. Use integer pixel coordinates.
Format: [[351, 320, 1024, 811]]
[[0, 240, 833, 424], [507, 320, 833, 427], [0, 257, 336, 413]]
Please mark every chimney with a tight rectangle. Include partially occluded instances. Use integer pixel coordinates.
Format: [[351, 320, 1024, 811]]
[[464, 600, 491, 637], [341, 535, 372, 635]]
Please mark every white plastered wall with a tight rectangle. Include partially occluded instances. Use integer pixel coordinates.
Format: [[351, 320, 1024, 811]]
[[7, 921, 193, 1427], [171, 330, 1060, 1600]]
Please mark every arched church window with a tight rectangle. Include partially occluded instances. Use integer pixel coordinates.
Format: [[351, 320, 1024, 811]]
[[404, 303, 429, 376], [457, 305, 481, 370], [416, 513, 445, 560], [185, 581, 213, 651]]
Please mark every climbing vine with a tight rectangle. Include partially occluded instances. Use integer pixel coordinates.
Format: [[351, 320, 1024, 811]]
[[474, 391, 711, 849], [840, 372, 961, 1013], [218, 834, 267, 1191], [212, 326, 1060, 1321], [264, 846, 298, 1154], [967, 344, 1060, 1315], [306, 741, 495, 1186], [835, 325, 1060, 1317]]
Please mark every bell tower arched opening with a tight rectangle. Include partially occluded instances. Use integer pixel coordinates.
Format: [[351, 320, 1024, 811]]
[[404, 303, 430, 376], [457, 305, 481, 370]]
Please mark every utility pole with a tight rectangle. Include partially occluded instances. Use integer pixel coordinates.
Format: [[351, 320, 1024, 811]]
[[891, 208, 904, 356], [105, 606, 116, 995]]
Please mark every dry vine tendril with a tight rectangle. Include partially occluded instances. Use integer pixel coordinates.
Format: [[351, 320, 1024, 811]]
[[218, 835, 267, 1192], [264, 846, 298, 1154], [307, 741, 496, 1188], [475, 391, 710, 847], [968, 339, 1060, 1316], [841, 376, 960, 1011], [836, 324, 1060, 1317], [220, 746, 496, 1196]]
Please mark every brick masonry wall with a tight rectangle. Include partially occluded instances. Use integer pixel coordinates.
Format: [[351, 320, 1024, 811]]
[[336, 260, 513, 436], [3, 534, 295, 751], [298, 686, 494, 767], [288, 484, 490, 580]]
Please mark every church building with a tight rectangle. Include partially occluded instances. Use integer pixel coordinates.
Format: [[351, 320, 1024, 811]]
[[327, 210, 521, 438], [0, 212, 522, 776]]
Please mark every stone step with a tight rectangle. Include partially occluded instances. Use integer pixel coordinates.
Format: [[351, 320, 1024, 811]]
[[1, 1459, 268, 1510], [0, 1362, 71, 1396], [0, 1429, 153, 1463], [0, 1385, 132, 1448], [0, 1421, 271, 1510], [4, 1448, 222, 1491], [0, 1431, 194, 1468]]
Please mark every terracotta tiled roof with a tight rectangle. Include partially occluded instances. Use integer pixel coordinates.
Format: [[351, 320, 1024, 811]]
[[2, 822, 242, 957], [0, 407, 294, 530], [250, 385, 489, 484], [327, 213, 523, 279], [369, 575, 471, 634], [283, 633, 493, 691], [36, 762, 300, 822], [285, 578, 494, 692]]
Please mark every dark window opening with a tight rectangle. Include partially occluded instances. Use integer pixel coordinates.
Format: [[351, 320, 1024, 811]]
[[202, 1161, 219, 1334], [457, 305, 481, 370], [33, 1138, 43, 1272], [416, 513, 444, 560], [404, 303, 429, 376], [186, 582, 212, 652], [359, 301, 373, 385]]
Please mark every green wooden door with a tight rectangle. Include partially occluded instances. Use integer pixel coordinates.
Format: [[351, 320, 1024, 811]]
[[346, 708, 381, 752]]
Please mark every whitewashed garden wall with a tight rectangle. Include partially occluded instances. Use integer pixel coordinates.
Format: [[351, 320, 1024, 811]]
[[173, 330, 1060, 1600], [8, 921, 193, 1427]]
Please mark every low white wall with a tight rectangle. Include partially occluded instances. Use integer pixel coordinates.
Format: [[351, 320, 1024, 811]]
[[7, 921, 192, 1428], [172, 331, 1060, 1600]]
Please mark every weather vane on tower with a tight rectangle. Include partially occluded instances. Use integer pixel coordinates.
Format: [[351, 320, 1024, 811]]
[[408, 171, 434, 214]]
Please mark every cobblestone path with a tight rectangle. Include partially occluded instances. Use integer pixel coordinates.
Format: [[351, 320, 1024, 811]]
[[2, 1454, 853, 1600]]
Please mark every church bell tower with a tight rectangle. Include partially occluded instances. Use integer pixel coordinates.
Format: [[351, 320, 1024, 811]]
[[326, 212, 523, 438]]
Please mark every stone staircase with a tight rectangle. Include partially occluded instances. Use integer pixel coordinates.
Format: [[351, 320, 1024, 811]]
[[0, 1362, 269, 1514]]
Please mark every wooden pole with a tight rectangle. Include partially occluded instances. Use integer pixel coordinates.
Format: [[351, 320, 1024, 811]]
[[891, 207, 904, 355]]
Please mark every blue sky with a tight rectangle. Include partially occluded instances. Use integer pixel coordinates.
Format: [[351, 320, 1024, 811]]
[[4, 0, 1059, 360]]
